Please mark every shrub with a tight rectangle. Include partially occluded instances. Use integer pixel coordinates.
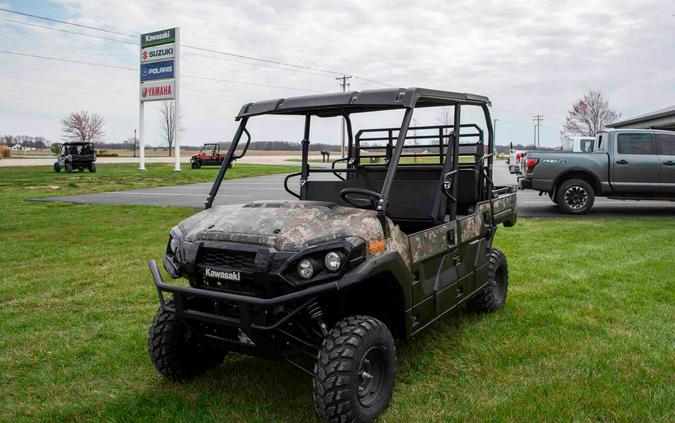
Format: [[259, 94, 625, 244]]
[[0, 145, 10, 158]]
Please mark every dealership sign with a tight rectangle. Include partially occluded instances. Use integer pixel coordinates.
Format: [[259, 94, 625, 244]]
[[139, 27, 180, 170], [141, 43, 175, 63], [140, 79, 175, 102], [141, 28, 176, 48]]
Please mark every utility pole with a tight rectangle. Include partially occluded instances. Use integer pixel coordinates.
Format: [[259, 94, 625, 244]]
[[493, 118, 499, 153], [532, 115, 544, 148], [336, 75, 352, 157], [133, 129, 137, 158]]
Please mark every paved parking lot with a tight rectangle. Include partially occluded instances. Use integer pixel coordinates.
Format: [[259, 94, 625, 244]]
[[37, 163, 675, 217]]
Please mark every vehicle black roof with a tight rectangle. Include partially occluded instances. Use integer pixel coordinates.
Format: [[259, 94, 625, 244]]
[[236, 87, 491, 119], [62, 142, 94, 146]]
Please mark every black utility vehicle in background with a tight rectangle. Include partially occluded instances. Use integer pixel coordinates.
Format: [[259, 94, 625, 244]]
[[147, 88, 517, 423], [53, 142, 96, 173]]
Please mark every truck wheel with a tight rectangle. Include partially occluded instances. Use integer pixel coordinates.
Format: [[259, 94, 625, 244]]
[[53, 162, 61, 172], [314, 315, 396, 423], [148, 298, 227, 381], [191, 160, 201, 169], [65, 162, 73, 173], [89, 163, 96, 173], [469, 249, 508, 313], [555, 179, 594, 214]]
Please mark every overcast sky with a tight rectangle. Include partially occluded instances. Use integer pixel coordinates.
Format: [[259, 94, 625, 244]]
[[1, 0, 674, 147]]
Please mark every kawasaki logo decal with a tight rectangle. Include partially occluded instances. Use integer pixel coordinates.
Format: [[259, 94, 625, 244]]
[[205, 267, 241, 281]]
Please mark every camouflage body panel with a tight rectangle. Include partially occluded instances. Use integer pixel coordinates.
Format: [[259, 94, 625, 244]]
[[408, 221, 457, 263], [492, 191, 518, 218], [179, 201, 410, 259], [384, 222, 411, 269], [459, 201, 491, 243]]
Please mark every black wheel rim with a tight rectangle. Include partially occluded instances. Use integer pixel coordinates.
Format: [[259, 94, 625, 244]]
[[564, 185, 588, 210], [357, 346, 387, 407]]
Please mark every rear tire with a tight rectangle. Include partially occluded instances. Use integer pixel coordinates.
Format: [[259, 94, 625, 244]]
[[469, 248, 508, 313], [555, 178, 594, 214], [89, 163, 96, 173], [314, 315, 396, 423], [148, 298, 227, 381]]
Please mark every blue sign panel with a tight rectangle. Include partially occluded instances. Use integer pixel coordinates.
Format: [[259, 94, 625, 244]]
[[140, 60, 174, 81]]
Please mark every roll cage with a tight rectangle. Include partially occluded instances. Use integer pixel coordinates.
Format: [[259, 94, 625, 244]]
[[205, 87, 496, 234]]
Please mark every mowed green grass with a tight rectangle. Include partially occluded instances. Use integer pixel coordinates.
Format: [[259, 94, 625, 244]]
[[0, 165, 673, 422]]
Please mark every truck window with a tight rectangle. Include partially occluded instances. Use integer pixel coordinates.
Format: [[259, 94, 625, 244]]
[[656, 134, 675, 155], [617, 133, 654, 155]]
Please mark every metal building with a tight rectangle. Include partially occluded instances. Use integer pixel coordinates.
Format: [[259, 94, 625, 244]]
[[610, 104, 675, 131]]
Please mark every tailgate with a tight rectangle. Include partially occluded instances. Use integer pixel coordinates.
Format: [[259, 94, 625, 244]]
[[491, 186, 517, 227]]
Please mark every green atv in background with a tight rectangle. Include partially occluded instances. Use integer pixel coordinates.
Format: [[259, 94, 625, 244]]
[[53, 142, 96, 173], [147, 87, 517, 423]]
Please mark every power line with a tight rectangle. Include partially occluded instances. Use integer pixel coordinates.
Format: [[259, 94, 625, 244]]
[[0, 7, 392, 87], [0, 18, 345, 81], [0, 50, 320, 92], [0, 6, 135, 37], [0, 17, 137, 45]]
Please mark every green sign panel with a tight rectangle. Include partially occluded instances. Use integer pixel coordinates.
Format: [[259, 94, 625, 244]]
[[141, 28, 176, 48]]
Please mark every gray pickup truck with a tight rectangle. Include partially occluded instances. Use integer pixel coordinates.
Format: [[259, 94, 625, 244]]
[[519, 129, 675, 213]]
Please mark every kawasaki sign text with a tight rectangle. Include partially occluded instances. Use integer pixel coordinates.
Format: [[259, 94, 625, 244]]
[[141, 28, 176, 48]]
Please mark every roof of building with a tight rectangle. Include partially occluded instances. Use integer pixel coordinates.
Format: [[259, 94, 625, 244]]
[[236, 87, 491, 119], [610, 104, 675, 128]]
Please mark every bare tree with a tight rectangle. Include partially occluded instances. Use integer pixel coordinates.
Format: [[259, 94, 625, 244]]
[[159, 100, 181, 156], [563, 90, 620, 136], [61, 111, 105, 144]]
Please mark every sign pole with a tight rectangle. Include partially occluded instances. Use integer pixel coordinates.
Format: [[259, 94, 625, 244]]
[[173, 27, 181, 172], [139, 102, 146, 170], [139, 34, 145, 171]]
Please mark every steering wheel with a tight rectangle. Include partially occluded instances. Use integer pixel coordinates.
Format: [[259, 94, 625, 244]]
[[340, 188, 381, 209]]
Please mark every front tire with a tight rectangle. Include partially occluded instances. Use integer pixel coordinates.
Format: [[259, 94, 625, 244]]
[[555, 178, 595, 214], [53, 162, 61, 172], [65, 162, 73, 173], [314, 315, 396, 423], [469, 248, 508, 313], [191, 160, 201, 169], [148, 298, 227, 381]]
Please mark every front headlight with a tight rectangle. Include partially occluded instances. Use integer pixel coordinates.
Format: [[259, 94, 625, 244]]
[[324, 251, 342, 271], [167, 226, 183, 256], [297, 259, 314, 279]]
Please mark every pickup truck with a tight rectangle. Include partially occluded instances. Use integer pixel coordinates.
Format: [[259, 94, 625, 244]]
[[519, 129, 675, 213]]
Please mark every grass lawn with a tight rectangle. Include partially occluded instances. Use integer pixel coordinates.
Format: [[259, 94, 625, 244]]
[[1, 165, 673, 422]]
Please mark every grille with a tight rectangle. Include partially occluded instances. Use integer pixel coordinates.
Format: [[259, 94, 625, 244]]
[[200, 248, 256, 271]]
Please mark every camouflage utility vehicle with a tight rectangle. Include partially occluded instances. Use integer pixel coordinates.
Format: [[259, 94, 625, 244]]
[[148, 88, 517, 422], [53, 142, 96, 173]]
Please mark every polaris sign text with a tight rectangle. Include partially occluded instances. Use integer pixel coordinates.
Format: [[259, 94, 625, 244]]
[[141, 28, 175, 48], [142, 43, 175, 63], [141, 60, 174, 81], [140, 79, 175, 102]]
